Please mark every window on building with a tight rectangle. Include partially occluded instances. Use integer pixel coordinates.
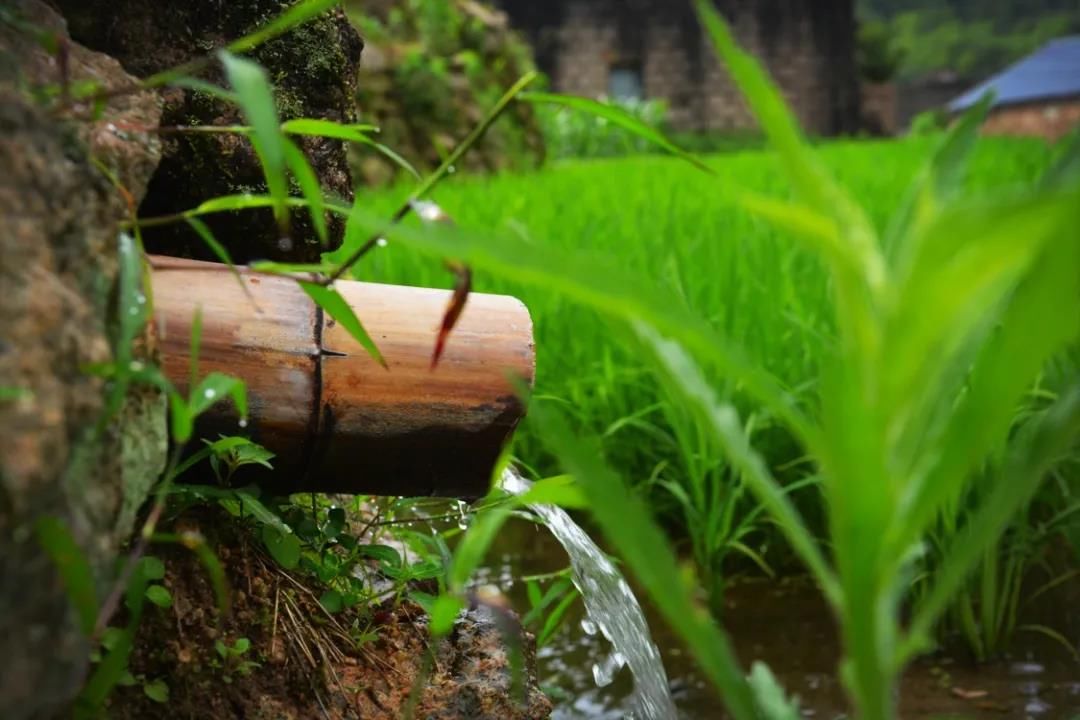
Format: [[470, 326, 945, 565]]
[[608, 63, 643, 102]]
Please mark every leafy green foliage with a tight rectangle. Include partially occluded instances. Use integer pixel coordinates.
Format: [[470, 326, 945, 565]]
[[219, 51, 289, 236], [35, 517, 99, 636], [299, 281, 386, 367]]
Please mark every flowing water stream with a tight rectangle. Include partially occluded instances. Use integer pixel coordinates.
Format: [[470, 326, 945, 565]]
[[482, 469, 1080, 719], [499, 469, 679, 720]]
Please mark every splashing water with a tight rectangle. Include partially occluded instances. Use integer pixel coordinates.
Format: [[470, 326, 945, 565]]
[[500, 469, 678, 720]]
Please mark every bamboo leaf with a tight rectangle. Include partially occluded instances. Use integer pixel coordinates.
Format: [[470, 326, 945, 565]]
[[299, 281, 386, 367], [219, 51, 289, 236], [282, 136, 328, 246], [185, 217, 259, 306], [190, 372, 248, 421], [35, 517, 99, 637], [520, 91, 716, 175]]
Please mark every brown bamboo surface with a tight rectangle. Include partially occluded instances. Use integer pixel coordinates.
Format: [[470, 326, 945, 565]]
[[149, 255, 535, 498]]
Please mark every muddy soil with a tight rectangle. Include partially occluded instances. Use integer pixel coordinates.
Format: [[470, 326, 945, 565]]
[[109, 508, 551, 720]]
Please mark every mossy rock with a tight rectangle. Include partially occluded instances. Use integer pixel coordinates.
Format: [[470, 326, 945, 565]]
[[56, 0, 365, 263]]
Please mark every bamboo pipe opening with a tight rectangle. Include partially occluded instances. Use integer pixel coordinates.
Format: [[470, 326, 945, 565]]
[[149, 255, 535, 499]]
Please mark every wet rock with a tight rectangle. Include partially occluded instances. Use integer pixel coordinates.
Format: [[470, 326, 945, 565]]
[[0, 2, 166, 717], [424, 607, 554, 720], [54, 0, 365, 263]]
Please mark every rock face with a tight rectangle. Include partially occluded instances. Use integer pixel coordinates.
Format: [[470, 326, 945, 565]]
[[0, 1, 167, 717], [54, 0, 365, 263]]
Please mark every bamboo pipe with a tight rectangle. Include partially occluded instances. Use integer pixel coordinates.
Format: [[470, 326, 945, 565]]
[[149, 255, 534, 499]]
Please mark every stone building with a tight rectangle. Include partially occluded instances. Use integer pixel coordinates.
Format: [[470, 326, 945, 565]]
[[948, 36, 1080, 142], [493, 0, 861, 135]]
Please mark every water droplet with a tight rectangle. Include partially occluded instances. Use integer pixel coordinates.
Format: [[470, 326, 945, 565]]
[[129, 307, 139, 316], [238, 418, 248, 428], [129, 361, 144, 372], [136, 294, 147, 305], [278, 236, 293, 252], [580, 618, 598, 636], [447, 165, 456, 174], [376, 237, 388, 248], [204, 388, 216, 399]]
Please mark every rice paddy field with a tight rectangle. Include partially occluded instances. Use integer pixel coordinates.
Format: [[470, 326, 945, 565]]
[[347, 133, 1080, 715], [354, 134, 1059, 504]]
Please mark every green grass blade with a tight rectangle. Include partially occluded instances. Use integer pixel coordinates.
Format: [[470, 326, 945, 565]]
[[633, 322, 840, 608], [693, 0, 885, 352], [280, 118, 379, 137], [184, 217, 259, 306], [219, 51, 289, 236], [890, 188, 1080, 547], [519, 91, 716, 175], [35, 517, 99, 636], [299, 281, 386, 367], [884, 94, 993, 258], [282, 136, 328, 246], [899, 384, 1080, 663], [529, 397, 761, 720], [281, 118, 421, 179]]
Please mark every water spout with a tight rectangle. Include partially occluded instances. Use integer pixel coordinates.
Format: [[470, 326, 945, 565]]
[[500, 469, 678, 720]]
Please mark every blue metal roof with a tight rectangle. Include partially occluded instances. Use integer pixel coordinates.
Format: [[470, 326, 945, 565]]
[[949, 36, 1080, 112]]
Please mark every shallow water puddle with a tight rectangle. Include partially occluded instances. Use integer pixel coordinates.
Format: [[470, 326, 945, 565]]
[[476, 516, 1080, 720]]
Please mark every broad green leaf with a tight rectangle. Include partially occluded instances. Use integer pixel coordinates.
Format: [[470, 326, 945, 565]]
[[35, 517, 98, 636], [517, 475, 588, 510], [143, 679, 169, 703], [261, 526, 301, 569], [527, 397, 759, 720], [145, 585, 172, 609], [282, 136, 328, 246], [139, 556, 166, 581], [520, 91, 716, 176], [319, 589, 344, 613], [299, 281, 386, 367], [358, 544, 402, 568], [219, 51, 289, 234], [189, 372, 248, 421], [234, 490, 291, 535]]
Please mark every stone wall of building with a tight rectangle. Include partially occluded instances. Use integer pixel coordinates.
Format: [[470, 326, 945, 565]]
[[981, 99, 1080, 142], [495, 0, 860, 135]]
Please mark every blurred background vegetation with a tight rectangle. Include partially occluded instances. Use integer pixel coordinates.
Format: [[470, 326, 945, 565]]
[[858, 0, 1080, 80]]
